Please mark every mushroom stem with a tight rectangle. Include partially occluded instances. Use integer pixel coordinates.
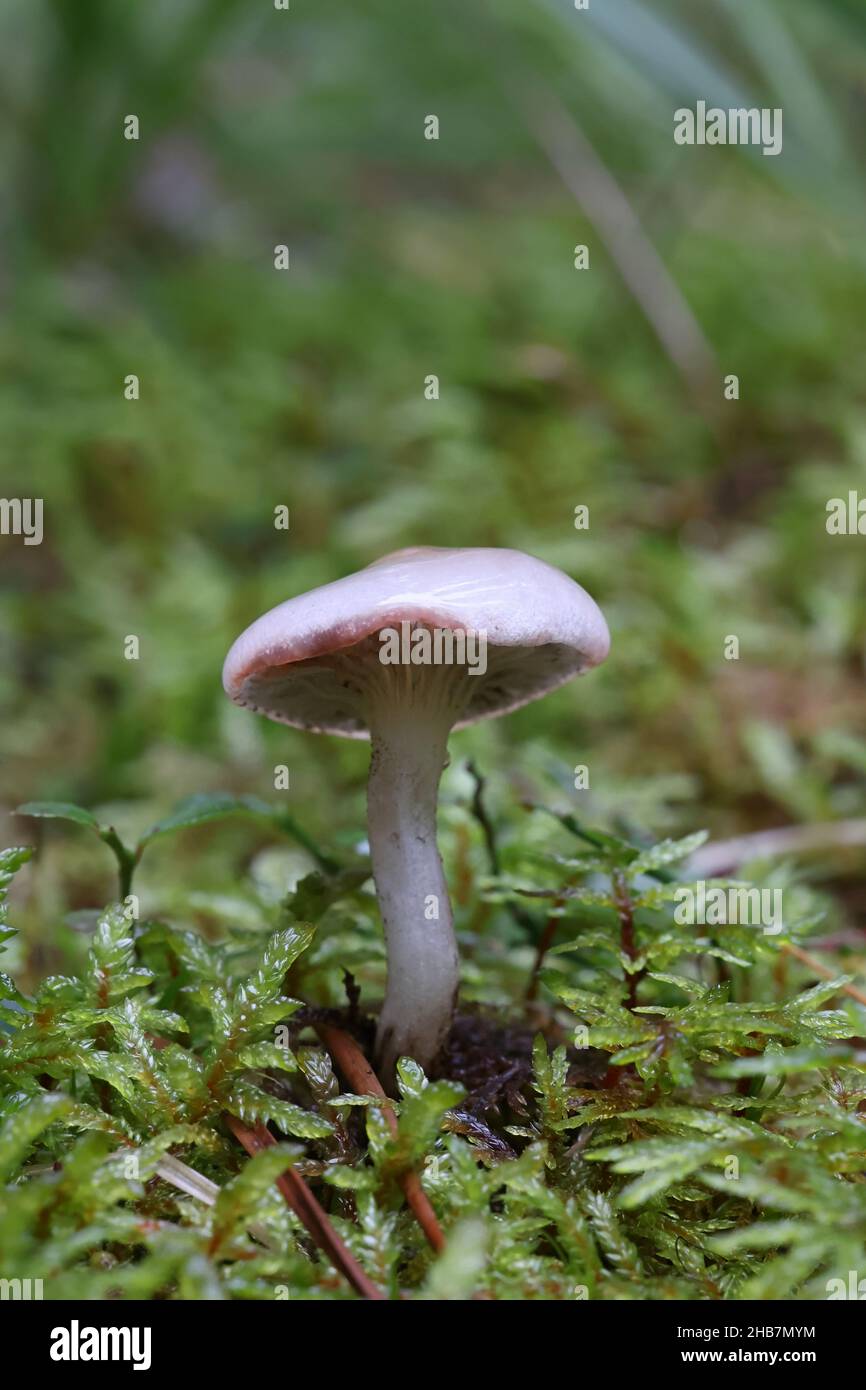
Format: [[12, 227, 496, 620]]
[[366, 704, 459, 1082]]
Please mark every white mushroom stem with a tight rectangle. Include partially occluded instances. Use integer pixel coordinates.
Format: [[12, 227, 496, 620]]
[[366, 695, 461, 1082]]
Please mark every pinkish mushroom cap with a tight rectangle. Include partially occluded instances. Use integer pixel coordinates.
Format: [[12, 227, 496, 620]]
[[222, 545, 610, 736]]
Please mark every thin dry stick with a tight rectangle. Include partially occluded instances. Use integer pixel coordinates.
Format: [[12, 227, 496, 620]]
[[526, 902, 563, 1002], [315, 1022, 447, 1254], [156, 1152, 276, 1249], [224, 1113, 386, 1301], [156, 1153, 220, 1206], [466, 759, 501, 875], [685, 820, 866, 1007], [513, 83, 719, 418], [688, 819, 866, 878], [782, 942, 866, 1010], [612, 869, 641, 1010]]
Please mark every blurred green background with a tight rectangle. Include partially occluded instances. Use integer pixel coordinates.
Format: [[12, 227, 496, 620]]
[[1, 0, 865, 980]]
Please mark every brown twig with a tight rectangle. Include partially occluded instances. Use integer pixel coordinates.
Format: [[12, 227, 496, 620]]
[[612, 869, 640, 1010], [224, 1113, 386, 1300], [687, 819, 866, 877], [315, 1022, 447, 1253], [466, 759, 537, 940], [511, 83, 720, 422], [525, 901, 564, 1002], [782, 942, 866, 1010], [466, 759, 501, 875], [685, 822, 866, 1009]]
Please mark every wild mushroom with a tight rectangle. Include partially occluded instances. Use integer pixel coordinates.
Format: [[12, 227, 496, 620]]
[[222, 546, 609, 1078]]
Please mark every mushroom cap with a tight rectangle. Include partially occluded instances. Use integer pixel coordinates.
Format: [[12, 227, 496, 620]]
[[222, 546, 610, 738]]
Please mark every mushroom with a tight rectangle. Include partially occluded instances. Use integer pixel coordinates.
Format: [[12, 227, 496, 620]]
[[222, 546, 609, 1078]]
